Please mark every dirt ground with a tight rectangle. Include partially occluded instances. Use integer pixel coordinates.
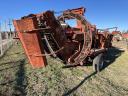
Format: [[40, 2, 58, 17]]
[[0, 41, 128, 96]]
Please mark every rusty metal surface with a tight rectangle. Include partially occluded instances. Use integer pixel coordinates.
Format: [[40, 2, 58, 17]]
[[13, 17, 47, 68], [13, 7, 113, 68], [58, 11, 92, 65]]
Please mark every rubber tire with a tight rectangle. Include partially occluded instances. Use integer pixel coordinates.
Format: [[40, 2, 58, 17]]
[[93, 53, 104, 72]]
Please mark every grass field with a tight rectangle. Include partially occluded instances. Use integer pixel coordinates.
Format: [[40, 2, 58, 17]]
[[0, 42, 128, 96]]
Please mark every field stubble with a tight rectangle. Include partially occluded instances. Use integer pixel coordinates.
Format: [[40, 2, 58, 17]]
[[0, 42, 128, 96]]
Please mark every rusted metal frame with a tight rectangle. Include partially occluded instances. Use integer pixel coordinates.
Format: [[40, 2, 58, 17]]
[[13, 7, 114, 68], [13, 17, 47, 68], [73, 31, 92, 65], [43, 34, 57, 57], [98, 27, 118, 32], [20, 27, 51, 33], [33, 46, 64, 57], [71, 13, 92, 65], [58, 12, 92, 65], [63, 7, 86, 16], [50, 33, 60, 49]]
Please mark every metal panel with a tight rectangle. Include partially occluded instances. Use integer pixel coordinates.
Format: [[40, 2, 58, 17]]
[[13, 17, 47, 68]]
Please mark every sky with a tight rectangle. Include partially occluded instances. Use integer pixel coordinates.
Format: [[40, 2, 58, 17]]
[[0, 0, 128, 31]]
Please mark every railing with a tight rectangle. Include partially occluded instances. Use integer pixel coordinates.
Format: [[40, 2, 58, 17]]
[[0, 32, 14, 57]]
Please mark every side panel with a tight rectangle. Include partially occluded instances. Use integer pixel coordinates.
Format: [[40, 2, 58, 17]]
[[13, 17, 47, 68]]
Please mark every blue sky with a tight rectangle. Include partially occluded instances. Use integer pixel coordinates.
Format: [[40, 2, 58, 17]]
[[0, 0, 128, 31]]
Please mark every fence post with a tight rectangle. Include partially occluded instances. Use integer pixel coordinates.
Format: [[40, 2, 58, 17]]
[[0, 32, 3, 56], [6, 32, 8, 39]]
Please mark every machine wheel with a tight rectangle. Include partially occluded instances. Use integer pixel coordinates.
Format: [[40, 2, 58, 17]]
[[93, 53, 104, 72]]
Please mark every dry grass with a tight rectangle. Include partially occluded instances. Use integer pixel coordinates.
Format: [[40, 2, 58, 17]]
[[0, 42, 128, 96]]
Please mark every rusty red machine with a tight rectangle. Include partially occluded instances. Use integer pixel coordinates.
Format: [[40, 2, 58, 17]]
[[13, 7, 114, 72]]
